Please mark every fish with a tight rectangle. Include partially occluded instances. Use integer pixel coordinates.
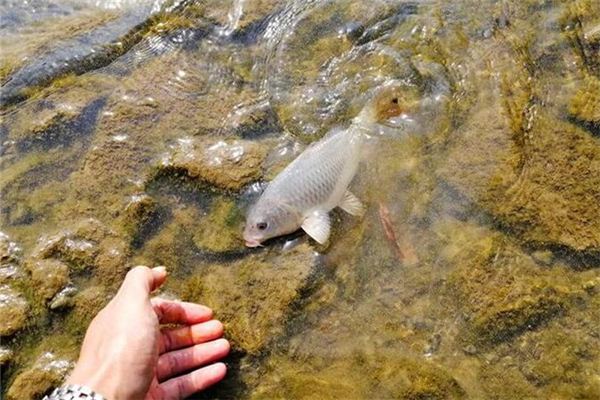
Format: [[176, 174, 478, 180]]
[[243, 84, 407, 247]]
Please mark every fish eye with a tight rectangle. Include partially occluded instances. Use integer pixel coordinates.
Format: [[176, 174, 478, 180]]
[[257, 222, 268, 230], [391, 97, 399, 104]]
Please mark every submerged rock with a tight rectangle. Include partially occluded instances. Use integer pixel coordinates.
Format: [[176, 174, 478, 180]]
[[6, 351, 73, 400], [3, 74, 112, 152], [120, 193, 161, 245], [0, 231, 21, 264], [0, 8, 119, 84], [254, 350, 465, 399], [157, 137, 267, 192], [192, 197, 245, 253], [178, 243, 318, 355], [0, 10, 153, 106], [440, 220, 583, 346], [439, 99, 600, 254], [202, 0, 282, 35], [32, 218, 130, 283], [65, 286, 110, 336], [0, 285, 29, 336], [26, 259, 70, 302]]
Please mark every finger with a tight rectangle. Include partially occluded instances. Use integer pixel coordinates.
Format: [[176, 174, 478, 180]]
[[152, 298, 213, 324], [159, 320, 224, 353], [120, 266, 166, 298], [160, 362, 227, 398], [151, 266, 167, 290], [157, 338, 230, 381]]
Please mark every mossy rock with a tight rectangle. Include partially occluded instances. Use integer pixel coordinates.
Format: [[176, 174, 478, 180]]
[[0, 232, 24, 284], [254, 351, 465, 399], [440, 219, 581, 346], [6, 351, 74, 400], [178, 243, 317, 354], [65, 285, 111, 337], [0, 285, 29, 336], [0, 8, 119, 85], [200, 0, 282, 32], [0, 232, 22, 264], [478, 286, 600, 399], [31, 218, 130, 284], [26, 259, 70, 302], [438, 98, 600, 253], [569, 74, 600, 129], [193, 198, 245, 253], [157, 137, 267, 192], [119, 193, 162, 246], [132, 207, 201, 273], [1, 70, 115, 153]]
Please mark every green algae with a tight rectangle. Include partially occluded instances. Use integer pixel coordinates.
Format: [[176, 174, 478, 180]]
[[439, 88, 600, 253], [192, 198, 245, 253], [439, 219, 586, 346], [569, 73, 600, 128], [254, 352, 466, 400], [175, 243, 317, 355], [5, 335, 78, 400]]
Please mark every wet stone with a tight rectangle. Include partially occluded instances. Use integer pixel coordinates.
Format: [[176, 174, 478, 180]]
[[0, 285, 29, 336], [2, 72, 115, 155], [254, 351, 466, 399], [203, 0, 283, 34], [6, 352, 74, 400], [157, 137, 267, 192], [0, 231, 21, 264]]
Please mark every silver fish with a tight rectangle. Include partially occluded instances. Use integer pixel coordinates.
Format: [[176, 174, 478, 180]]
[[244, 85, 405, 246]]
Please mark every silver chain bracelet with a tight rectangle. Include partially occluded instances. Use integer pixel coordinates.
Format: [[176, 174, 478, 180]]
[[44, 384, 106, 400]]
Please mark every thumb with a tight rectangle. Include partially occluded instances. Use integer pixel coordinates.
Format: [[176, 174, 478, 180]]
[[120, 266, 167, 298]]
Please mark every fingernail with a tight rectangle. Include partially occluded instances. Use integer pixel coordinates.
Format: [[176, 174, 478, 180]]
[[153, 266, 167, 274]]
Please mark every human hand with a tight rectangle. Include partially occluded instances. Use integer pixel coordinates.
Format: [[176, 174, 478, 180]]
[[66, 266, 230, 399]]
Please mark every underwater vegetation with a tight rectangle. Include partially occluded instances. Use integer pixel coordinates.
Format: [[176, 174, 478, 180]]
[[1, 0, 599, 399]]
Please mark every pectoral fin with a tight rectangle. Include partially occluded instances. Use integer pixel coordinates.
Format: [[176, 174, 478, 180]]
[[339, 190, 365, 217], [301, 211, 331, 244]]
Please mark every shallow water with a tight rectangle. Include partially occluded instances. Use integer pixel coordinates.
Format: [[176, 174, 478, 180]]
[[1, 0, 599, 399]]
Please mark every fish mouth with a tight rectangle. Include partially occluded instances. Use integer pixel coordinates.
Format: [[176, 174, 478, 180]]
[[245, 239, 263, 248]]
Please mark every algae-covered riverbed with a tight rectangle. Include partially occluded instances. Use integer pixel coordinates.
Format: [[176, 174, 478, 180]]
[[1, 0, 599, 399]]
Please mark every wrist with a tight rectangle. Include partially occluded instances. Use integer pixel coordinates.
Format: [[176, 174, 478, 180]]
[[66, 363, 119, 400], [46, 384, 105, 400]]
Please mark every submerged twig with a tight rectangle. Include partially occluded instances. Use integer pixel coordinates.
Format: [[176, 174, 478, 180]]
[[378, 202, 418, 266]]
